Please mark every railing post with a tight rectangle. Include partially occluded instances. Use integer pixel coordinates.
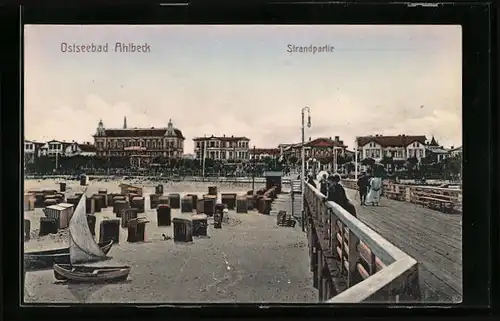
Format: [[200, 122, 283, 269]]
[[317, 247, 323, 300], [369, 251, 377, 275], [321, 271, 328, 301], [312, 241, 318, 288], [340, 222, 345, 274], [348, 230, 360, 287], [331, 216, 339, 258]]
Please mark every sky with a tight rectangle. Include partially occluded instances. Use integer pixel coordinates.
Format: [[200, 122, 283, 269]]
[[24, 25, 462, 153]]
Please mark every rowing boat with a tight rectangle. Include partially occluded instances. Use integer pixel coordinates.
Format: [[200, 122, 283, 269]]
[[52, 192, 132, 282], [24, 240, 113, 271], [53, 264, 130, 282]]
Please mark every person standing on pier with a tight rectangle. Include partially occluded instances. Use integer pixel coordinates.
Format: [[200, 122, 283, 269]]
[[319, 173, 328, 196], [365, 171, 382, 206], [356, 172, 370, 205], [326, 174, 357, 217]]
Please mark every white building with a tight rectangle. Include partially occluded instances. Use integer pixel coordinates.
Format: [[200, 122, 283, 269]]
[[24, 140, 44, 164], [39, 140, 72, 157], [64, 142, 97, 157], [356, 135, 427, 162], [449, 146, 462, 157], [424, 136, 455, 162], [193, 135, 250, 161], [249, 148, 280, 160]]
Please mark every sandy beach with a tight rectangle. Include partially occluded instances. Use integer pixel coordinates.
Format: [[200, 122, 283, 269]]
[[23, 178, 318, 304]]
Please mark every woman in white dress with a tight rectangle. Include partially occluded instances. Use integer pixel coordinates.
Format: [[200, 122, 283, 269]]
[[365, 176, 382, 206]]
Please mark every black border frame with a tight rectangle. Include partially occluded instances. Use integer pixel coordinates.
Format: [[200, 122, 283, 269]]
[[1, 1, 495, 320]]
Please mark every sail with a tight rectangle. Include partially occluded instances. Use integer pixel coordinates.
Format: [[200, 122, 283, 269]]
[[69, 193, 106, 264]]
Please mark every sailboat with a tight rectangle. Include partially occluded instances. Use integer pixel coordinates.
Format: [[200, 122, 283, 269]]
[[24, 192, 114, 271], [53, 193, 130, 282]]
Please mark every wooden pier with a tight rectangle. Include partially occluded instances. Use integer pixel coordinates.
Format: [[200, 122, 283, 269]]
[[283, 179, 462, 303]]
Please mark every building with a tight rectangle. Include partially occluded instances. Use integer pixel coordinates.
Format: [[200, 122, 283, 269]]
[[282, 136, 348, 161], [449, 146, 462, 157], [38, 140, 72, 157], [249, 148, 280, 160], [24, 140, 44, 164], [424, 136, 450, 162], [356, 134, 427, 162], [93, 117, 185, 167], [64, 142, 97, 157], [193, 135, 250, 161], [278, 143, 294, 159]]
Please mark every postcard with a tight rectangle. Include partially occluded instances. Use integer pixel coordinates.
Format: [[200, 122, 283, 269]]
[[23, 24, 462, 304]]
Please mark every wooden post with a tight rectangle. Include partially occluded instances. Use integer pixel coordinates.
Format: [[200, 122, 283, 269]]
[[348, 230, 361, 287], [317, 248, 323, 299], [331, 218, 339, 258], [309, 228, 314, 271], [369, 251, 377, 276], [321, 272, 328, 301], [340, 222, 345, 273]]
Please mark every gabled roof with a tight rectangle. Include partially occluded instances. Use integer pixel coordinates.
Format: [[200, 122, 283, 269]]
[[357, 135, 427, 148], [305, 137, 347, 148], [42, 140, 72, 148], [99, 128, 185, 139], [429, 136, 440, 146]]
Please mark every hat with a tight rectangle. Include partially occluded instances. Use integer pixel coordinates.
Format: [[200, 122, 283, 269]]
[[329, 173, 341, 182]]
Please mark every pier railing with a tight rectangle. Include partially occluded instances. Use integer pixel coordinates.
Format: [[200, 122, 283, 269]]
[[303, 182, 421, 303], [342, 179, 462, 213]]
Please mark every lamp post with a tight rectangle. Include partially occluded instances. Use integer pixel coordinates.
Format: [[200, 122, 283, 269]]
[[301, 106, 311, 214], [354, 137, 359, 180], [252, 146, 256, 191], [202, 135, 207, 180]]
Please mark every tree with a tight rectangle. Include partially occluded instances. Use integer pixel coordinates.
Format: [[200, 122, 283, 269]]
[[444, 153, 462, 180], [406, 156, 419, 178], [380, 155, 393, 170], [182, 158, 195, 170], [406, 156, 419, 168], [361, 157, 375, 167], [34, 155, 56, 173], [336, 154, 351, 165], [345, 162, 355, 173]]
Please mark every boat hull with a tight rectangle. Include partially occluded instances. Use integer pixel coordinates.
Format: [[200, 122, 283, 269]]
[[24, 240, 114, 271], [53, 264, 130, 283]]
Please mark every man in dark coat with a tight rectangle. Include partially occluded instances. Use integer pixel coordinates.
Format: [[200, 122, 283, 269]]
[[327, 174, 357, 217], [319, 173, 328, 196], [356, 172, 370, 205]]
